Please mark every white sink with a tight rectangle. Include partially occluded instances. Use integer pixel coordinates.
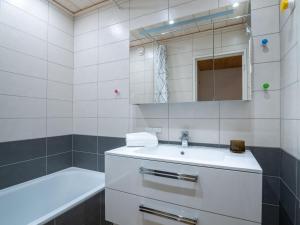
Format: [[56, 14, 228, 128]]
[[106, 144, 262, 173], [134, 145, 225, 162]]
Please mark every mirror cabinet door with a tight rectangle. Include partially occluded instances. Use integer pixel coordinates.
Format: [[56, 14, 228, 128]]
[[129, 1, 251, 104]]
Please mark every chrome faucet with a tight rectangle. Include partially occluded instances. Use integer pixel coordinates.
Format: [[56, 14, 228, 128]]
[[180, 131, 189, 148]]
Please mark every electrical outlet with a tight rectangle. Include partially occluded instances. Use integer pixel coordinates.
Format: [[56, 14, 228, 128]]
[[145, 127, 162, 133]]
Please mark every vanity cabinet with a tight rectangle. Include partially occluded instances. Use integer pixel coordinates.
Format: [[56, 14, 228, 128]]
[[105, 146, 262, 225], [106, 189, 259, 225]]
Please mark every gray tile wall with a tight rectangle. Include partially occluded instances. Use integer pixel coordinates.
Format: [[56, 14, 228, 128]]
[[0, 135, 72, 189], [279, 151, 300, 225], [73, 135, 125, 172]]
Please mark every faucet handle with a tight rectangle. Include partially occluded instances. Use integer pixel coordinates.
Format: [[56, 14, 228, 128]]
[[180, 131, 189, 140]]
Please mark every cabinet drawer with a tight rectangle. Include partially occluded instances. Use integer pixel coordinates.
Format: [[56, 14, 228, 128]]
[[105, 155, 262, 223], [105, 189, 260, 225]]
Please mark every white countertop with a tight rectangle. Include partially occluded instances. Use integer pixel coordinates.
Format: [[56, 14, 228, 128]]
[[106, 144, 262, 174]]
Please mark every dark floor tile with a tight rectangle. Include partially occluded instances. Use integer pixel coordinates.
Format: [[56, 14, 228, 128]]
[[47, 135, 72, 156], [281, 150, 297, 194], [47, 152, 72, 174], [263, 176, 280, 205], [98, 136, 125, 154], [73, 135, 97, 153], [98, 155, 105, 173], [55, 193, 101, 225], [44, 221, 55, 225], [280, 180, 296, 225], [250, 147, 281, 176], [73, 151, 97, 171], [0, 138, 46, 167], [262, 204, 279, 225], [296, 200, 300, 225], [280, 204, 295, 225], [0, 158, 46, 189]]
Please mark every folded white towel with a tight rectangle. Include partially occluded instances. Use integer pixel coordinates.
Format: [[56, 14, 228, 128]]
[[126, 132, 158, 147]]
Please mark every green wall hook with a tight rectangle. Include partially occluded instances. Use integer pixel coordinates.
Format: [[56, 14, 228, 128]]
[[262, 83, 270, 91]]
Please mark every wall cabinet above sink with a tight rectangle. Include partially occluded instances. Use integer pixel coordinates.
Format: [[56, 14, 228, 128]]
[[130, 1, 252, 104]]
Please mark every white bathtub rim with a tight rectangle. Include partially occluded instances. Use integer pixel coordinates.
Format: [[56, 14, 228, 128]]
[[0, 167, 104, 196], [0, 167, 105, 225]]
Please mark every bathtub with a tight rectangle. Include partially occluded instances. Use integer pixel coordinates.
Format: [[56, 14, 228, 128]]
[[0, 167, 105, 225]]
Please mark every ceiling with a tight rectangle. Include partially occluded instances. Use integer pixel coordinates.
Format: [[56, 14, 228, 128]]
[[51, 0, 110, 14]]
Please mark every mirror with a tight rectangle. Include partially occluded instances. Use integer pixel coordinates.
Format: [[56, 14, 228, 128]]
[[130, 1, 252, 104]]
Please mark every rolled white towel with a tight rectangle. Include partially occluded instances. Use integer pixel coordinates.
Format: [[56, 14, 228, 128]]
[[126, 132, 158, 147]]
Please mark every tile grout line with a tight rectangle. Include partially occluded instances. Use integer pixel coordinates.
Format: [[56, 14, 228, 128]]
[[96, 8, 101, 171], [45, 1, 50, 175], [71, 13, 75, 168]]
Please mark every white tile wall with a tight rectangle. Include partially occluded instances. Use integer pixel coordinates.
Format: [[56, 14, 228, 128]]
[[74, 48, 98, 67], [73, 100, 98, 118], [251, 0, 279, 10], [0, 71, 47, 98], [98, 40, 129, 63], [4, 0, 48, 21], [0, 47, 47, 79], [99, 117, 129, 137], [0, 95, 46, 118], [0, 1, 47, 40], [74, 83, 98, 101], [74, 117, 98, 135], [251, 5, 279, 36], [0, 0, 283, 150], [74, 65, 98, 84], [0, 0, 73, 141], [220, 91, 280, 119], [253, 62, 280, 91], [0, 23, 47, 59], [220, 119, 280, 147], [47, 118, 73, 137], [48, 63, 73, 84], [47, 81, 73, 101], [74, 31, 98, 52], [169, 118, 219, 144], [253, 33, 280, 63], [280, 0, 300, 159], [48, 26, 74, 52], [0, 118, 46, 142]]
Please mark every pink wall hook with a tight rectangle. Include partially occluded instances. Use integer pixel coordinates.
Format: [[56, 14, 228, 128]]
[[114, 89, 120, 95]]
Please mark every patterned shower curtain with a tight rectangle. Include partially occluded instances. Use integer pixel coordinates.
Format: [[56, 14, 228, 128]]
[[154, 44, 168, 103]]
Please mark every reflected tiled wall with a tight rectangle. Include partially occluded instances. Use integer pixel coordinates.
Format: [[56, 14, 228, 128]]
[[0, 0, 73, 189]]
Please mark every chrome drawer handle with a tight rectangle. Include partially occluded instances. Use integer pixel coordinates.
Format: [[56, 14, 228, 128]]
[[139, 167, 198, 183], [139, 205, 198, 225]]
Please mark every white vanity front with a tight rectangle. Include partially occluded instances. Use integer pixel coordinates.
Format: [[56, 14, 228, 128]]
[[105, 145, 262, 225]]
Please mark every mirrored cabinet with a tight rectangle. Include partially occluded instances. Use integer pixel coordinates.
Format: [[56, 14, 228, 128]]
[[130, 1, 252, 104]]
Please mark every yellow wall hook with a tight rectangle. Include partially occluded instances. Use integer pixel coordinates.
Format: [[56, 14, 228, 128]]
[[281, 0, 295, 12]]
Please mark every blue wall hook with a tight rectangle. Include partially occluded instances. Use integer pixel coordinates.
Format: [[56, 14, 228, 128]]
[[261, 39, 269, 47]]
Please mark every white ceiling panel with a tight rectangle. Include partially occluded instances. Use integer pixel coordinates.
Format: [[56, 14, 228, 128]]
[[52, 0, 108, 14]]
